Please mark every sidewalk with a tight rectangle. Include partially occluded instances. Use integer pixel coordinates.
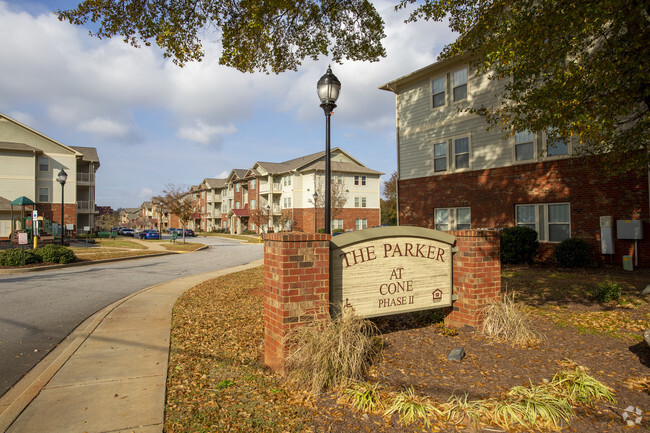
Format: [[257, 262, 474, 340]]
[[0, 259, 264, 433]]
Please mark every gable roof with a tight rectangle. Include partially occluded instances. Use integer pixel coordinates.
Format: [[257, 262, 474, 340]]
[[0, 112, 83, 157], [378, 54, 471, 94], [0, 141, 42, 153], [203, 178, 226, 189], [70, 146, 100, 166]]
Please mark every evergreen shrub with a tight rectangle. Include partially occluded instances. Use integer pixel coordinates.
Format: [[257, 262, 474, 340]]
[[500, 226, 539, 264], [554, 238, 594, 268]]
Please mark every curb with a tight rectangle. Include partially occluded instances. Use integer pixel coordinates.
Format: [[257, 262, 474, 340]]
[[0, 243, 211, 275], [0, 258, 264, 432]]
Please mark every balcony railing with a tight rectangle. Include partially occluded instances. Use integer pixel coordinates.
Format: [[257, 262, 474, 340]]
[[77, 200, 95, 212], [77, 172, 94, 183]]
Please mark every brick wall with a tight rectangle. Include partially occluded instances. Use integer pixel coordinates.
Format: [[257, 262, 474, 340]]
[[263, 229, 501, 374], [289, 207, 381, 233], [263, 233, 330, 375], [399, 157, 649, 266], [445, 230, 501, 329], [36, 203, 77, 228]]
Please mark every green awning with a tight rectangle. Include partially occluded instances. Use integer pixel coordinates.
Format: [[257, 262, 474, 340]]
[[11, 196, 35, 206]]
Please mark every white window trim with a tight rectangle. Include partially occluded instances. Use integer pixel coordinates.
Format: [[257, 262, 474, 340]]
[[38, 187, 49, 202], [430, 74, 446, 109], [451, 134, 472, 172], [434, 207, 471, 231], [543, 130, 571, 159], [513, 130, 538, 164], [433, 140, 448, 173], [38, 156, 49, 172], [515, 203, 571, 243], [451, 65, 469, 105]]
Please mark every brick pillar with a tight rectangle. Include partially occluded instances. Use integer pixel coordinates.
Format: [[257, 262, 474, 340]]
[[445, 230, 501, 329], [264, 233, 331, 375]]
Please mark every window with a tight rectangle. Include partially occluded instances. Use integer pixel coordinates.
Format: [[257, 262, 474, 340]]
[[331, 174, 342, 184], [235, 201, 240, 209], [332, 219, 343, 230], [38, 157, 49, 172], [354, 176, 359, 185], [434, 142, 447, 172], [236, 183, 241, 192], [361, 176, 366, 186], [434, 207, 471, 231], [250, 179, 256, 189], [283, 176, 292, 186], [452, 67, 468, 102], [250, 199, 256, 210], [516, 203, 570, 242], [355, 219, 367, 230], [283, 197, 292, 208], [354, 197, 360, 207], [38, 187, 48, 202], [546, 130, 569, 156], [362, 197, 367, 208], [515, 131, 535, 161], [454, 137, 470, 169], [432, 76, 445, 108], [354, 197, 366, 207]]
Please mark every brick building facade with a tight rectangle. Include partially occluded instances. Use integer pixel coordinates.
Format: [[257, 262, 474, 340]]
[[381, 57, 649, 267]]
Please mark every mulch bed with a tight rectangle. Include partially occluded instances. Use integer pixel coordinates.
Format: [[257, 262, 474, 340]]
[[307, 265, 650, 433], [165, 264, 650, 432]]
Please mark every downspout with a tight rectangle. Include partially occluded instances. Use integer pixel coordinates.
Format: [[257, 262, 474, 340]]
[[395, 92, 401, 227]]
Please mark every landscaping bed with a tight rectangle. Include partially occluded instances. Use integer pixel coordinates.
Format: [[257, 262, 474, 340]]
[[165, 265, 650, 432]]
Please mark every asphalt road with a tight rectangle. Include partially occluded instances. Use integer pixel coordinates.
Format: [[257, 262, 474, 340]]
[[0, 236, 264, 397]]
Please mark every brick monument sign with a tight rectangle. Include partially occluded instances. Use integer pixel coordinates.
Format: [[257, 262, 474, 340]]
[[263, 227, 500, 375]]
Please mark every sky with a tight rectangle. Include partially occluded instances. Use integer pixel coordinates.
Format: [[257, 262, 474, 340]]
[[0, 0, 456, 209]]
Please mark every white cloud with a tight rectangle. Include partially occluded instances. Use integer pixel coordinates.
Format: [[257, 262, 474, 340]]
[[0, 0, 458, 208], [177, 120, 237, 147]]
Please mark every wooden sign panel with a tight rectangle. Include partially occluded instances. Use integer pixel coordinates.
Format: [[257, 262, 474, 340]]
[[330, 227, 456, 318]]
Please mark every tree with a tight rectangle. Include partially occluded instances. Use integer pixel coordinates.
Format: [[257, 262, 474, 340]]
[[96, 212, 120, 231], [397, 0, 649, 172], [308, 172, 349, 231], [56, 0, 386, 73], [380, 171, 397, 226], [161, 183, 199, 242]]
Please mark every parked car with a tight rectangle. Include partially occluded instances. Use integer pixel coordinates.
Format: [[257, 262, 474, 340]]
[[121, 228, 134, 236], [139, 229, 160, 240], [167, 228, 181, 235], [184, 229, 195, 237]]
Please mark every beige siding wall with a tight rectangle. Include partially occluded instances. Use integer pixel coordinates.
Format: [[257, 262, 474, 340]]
[[397, 63, 514, 180], [0, 152, 36, 200]]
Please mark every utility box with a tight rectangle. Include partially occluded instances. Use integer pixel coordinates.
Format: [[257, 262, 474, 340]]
[[623, 255, 633, 271], [617, 219, 644, 240], [600, 216, 614, 254]]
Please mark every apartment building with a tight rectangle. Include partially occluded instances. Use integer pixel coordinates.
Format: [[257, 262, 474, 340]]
[[380, 57, 649, 265], [0, 113, 100, 238], [182, 148, 382, 235]]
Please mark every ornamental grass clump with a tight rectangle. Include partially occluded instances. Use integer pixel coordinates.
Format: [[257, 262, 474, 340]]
[[481, 292, 542, 346], [341, 381, 384, 414], [550, 364, 617, 406], [284, 307, 381, 395], [490, 384, 574, 430], [384, 386, 442, 427]]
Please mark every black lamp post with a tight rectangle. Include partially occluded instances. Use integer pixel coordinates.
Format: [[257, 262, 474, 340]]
[[317, 66, 341, 235], [313, 191, 319, 233], [266, 204, 271, 233], [57, 168, 68, 245]]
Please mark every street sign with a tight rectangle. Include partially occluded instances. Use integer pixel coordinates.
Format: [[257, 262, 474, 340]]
[[32, 210, 38, 220], [18, 232, 28, 245]]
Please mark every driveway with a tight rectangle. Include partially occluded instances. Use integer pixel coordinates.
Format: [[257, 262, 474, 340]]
[[0, 236, 263, 397]]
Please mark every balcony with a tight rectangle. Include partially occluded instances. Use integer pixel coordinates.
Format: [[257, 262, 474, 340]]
[[77, 172, 94, 184], [259, 182, 283, 194], [77, 200, 97, 213]]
